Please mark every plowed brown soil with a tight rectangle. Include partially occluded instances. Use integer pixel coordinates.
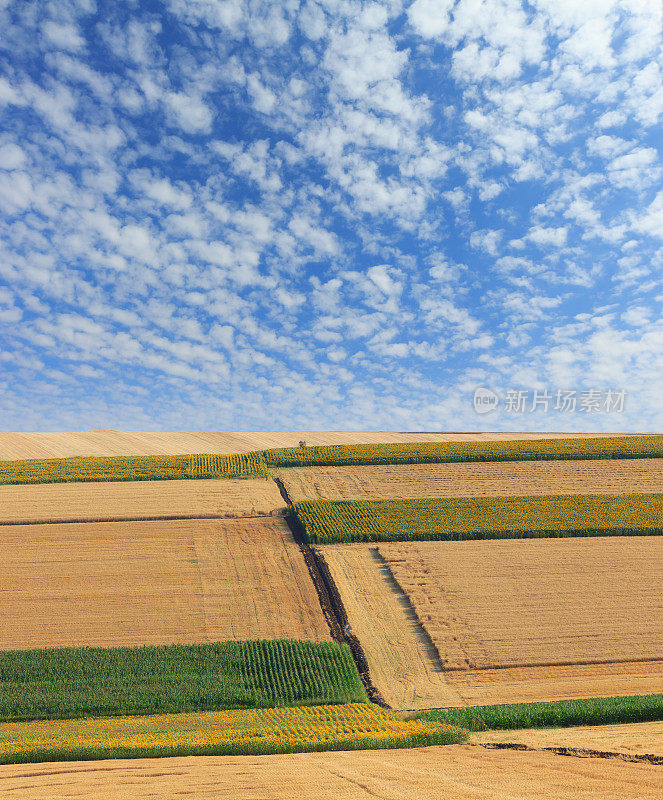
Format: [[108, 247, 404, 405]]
[[475, 721, 663, 757], [0, 745, 660, 799], [0, 430, 633, 460], [275, 458, 663, 502], [0, 517, 329, 650], [0, 478, 284, 524], [380, 537, 663, 671]]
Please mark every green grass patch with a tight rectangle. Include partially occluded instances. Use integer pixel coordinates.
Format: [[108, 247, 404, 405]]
[[291, 494, 663, 544], [419, 694, 663, 731], [0, 640, 367, 722]]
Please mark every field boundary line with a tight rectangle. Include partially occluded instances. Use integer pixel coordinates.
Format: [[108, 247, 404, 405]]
[[273, 476, 388, 708], [443, 656, 663, 672]]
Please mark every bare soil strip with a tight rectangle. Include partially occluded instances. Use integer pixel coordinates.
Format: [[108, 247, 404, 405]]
[[475, 721, 663, 758], [274, 458, 663, 503], [0, 479, 285, 524], [0, 744, 660, 799], [0, 517, 329, 650], [0, 430, 634, 460], [380, 537, 663, 670], [323, 544, 463, 710]]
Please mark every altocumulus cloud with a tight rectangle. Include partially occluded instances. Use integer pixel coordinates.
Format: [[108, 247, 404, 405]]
[[0, 0, 662, 432]]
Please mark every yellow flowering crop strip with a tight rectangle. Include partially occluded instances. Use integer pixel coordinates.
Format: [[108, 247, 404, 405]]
[[0, 452, 268, 485], [0, 704, 467, 764], [292, 494, 663, 544], [5, 434, 663, 486], [264, 434, 663, 468]]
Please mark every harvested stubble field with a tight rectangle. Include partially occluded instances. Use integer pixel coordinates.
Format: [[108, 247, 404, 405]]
[[0, 704, 465, 765], [0, 430, 628, 460], [475, 720, 663, 757], [0, 517, 329, 650], [1, 744, 661, 799], [381, 537, 663, 670], [0, 478, 284, 524], [323, 538, 663, 709], [276, 459, 663, 503]]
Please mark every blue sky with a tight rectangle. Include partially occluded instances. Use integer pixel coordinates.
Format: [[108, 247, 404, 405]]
[[1, 0, 662, 432]]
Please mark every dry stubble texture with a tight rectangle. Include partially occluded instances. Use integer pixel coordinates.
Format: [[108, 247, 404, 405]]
[[475, 721, 663, 757], [0, 517, 329, 650], [380, 537, 663, 670], [323, 545, 463, 710], [0, 745, 661, 800], [275, 459, 663, 503], [0, 478, 285, 524], [0, 431, 635, 460]]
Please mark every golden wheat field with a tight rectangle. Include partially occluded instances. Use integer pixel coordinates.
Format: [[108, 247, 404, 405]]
[[0, 430, 633, 460], [381, 537, 663, 670], [323, 538, 663, 709], [0, 745, 660, 800], [0, 517, 329, 650], [475, 720, 663, 757], [0, 478, 284, 524], [275, 459, 663, 502]]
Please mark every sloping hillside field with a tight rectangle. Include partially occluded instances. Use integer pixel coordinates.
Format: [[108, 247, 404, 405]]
[[293, 494, 663, 543], [0, 478, 284, 524], [3, 434, 663, 485], [2, 429, 663, 784], [275, 459, 663, 502], [0, 516, 329, 649], [324, 537, 663, 709]]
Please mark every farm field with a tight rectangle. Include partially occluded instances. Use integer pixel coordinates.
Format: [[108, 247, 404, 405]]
[[0, 478, 284, 524], [276, 458, 663, 503], [293, 494, 663, 544], [1, 744, 661, 799], [0, 703, 464, 764], [0, 640, 365, 721], [323, 538, 663, 709], [0, 517, 329, 650], [0, 430, 631, 460], [322, 545, 462, 710], [381, 537, 663, 669], [475, 720, 663, 757]]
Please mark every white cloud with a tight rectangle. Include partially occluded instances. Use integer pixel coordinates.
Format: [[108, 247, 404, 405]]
[[165, 92, 214, 134], [42, 21, 85, 51]]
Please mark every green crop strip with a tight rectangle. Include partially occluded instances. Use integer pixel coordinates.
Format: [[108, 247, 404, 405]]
[[419, 694, 663, 731], [0, 640, 367, 722], [290, 494, 663, 544]]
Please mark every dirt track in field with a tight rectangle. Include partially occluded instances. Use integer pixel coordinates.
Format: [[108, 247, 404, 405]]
[[0, 517, 329, 650], [1, 744, 661, 799], [323, 545, 462, 710], [0, 430, 635, 460], [275, 458, 663, 502], [0, 478, 285, 524], [381, 537, 663, 670], [475, 721, 663, 758]]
